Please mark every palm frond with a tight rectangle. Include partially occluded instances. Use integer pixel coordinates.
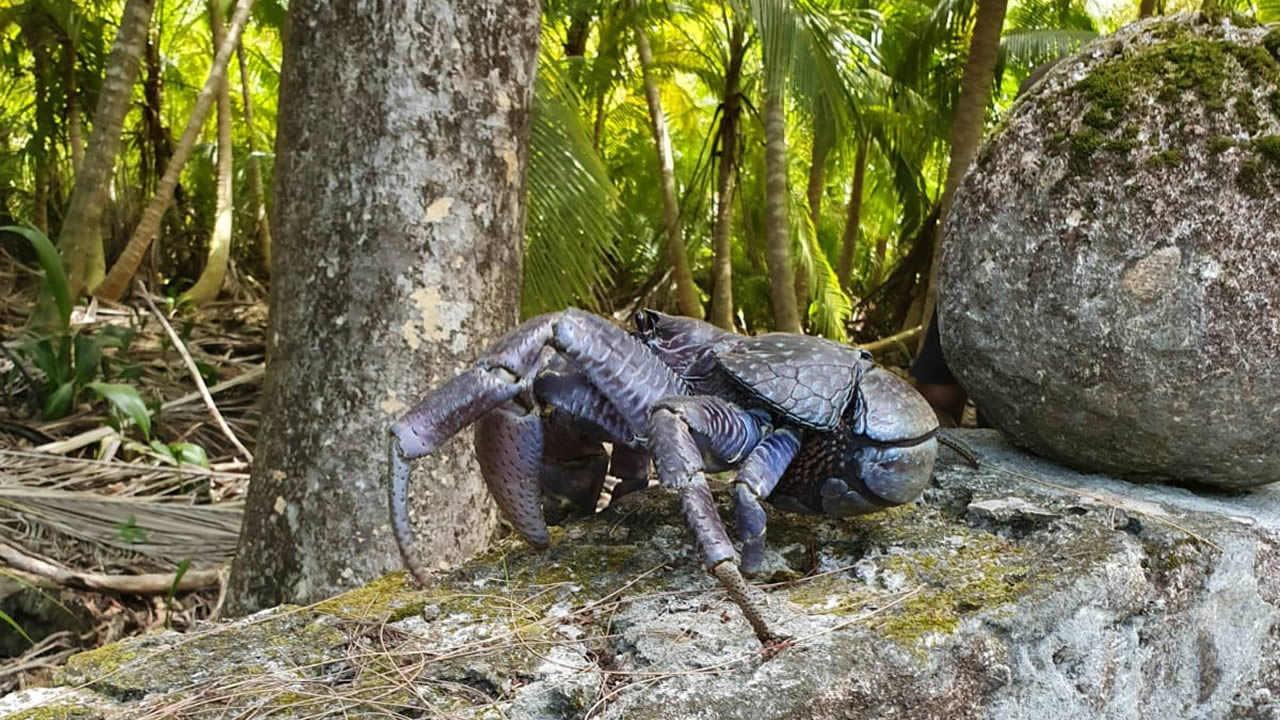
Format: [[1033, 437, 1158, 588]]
[[523, 52, 623, 317], [789, 185, 851, 340], [999, 28, 1098, 68]]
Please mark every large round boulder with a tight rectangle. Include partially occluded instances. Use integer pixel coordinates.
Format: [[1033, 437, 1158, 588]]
[[940, 14, 1280, 488]]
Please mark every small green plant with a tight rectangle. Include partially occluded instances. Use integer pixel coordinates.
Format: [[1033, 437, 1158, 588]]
[[116, 514, 148, 544]]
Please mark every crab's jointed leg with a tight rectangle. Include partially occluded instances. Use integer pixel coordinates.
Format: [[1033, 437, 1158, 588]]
[[731, 428, 800, 577], [648, 395, 783, 644]]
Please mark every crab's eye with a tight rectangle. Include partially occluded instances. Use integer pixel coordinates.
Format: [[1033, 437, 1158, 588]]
[[634, 310, 656, 335]]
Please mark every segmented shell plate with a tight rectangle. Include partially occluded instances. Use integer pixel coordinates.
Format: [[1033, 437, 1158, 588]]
[[714, 334, 871, 430]]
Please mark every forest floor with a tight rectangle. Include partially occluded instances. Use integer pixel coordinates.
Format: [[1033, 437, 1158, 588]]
[[0, 250, 267, 696]]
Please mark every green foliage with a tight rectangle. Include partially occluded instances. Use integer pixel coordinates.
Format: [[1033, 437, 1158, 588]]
[[0, 608, 33, 648], [86, 381, 152, 439], [116, 514, 148, 544], [2, 224, 70, 330]]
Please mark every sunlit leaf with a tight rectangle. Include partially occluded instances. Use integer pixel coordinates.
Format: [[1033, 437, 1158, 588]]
[[86, 381, 152, 439]]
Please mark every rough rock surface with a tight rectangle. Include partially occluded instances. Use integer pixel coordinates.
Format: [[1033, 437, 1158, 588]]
[[939, 13, 1280, 488], [4, 430, 1280, 719]]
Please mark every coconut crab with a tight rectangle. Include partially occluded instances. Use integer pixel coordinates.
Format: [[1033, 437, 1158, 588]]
[[388, 308, 939, 645]]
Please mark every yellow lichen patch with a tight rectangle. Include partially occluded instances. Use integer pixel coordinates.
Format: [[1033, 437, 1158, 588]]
[[3, 704, 100, 720], [410, 287, 446, 342], [379, 388, 408, 416], [424, 197, 453, 223], [57, 641, 139, 682], [314, 572, 421, 622]]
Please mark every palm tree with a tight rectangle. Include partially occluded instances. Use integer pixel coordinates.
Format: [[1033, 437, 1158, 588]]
[[54, 0, 155, 308], [635, 8, 705, 320], [95, 0, 255, 301], [181, 0, 235, 306]]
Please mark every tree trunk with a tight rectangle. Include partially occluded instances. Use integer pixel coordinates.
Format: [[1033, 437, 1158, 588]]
[[797, 100, 835, 319], [635, 25, 704, 319], [870, 234, 888, 287], [1139, 0, 1156, 20], [837, 138, 869, 290], [142, 29, 171, 196], [64, 43, 84, 174], [224, 0, 538, 614], [180, 0, 234, 306], [763, 59, 801, 333], [710, 21, 745, 331], [919, 0, 1008, 349], [53, 0, 153, 307], [30, 39, 52, 235], [95, 0, 254, 301], [236, 40, 272, 273]]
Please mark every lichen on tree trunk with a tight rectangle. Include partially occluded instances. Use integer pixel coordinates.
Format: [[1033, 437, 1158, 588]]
[[224, 0, 539, 615]]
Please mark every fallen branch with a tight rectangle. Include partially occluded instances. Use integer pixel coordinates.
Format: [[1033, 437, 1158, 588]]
[[141, 293, 254, 463], [0, 542, 223, 594], [857, 325, 922, 355]]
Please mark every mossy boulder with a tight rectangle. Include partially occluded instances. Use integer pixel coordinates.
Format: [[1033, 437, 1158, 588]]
[[4, 431, 1280, 719], [940, 13, 1280, 488]]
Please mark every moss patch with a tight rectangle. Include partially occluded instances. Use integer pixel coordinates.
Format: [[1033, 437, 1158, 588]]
[[1146, 148, 1184, 168], [1056, 20, 1280, 178], [2, 705, 101, 720]]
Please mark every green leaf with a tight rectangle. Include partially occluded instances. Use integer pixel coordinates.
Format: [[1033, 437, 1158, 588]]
[[170, 443, 210, 469], [0, 609, 33, 647], [1, 224, 71, 331], [42, 382, 75, 420], [73, 333, 104, 387], [86, 382, 152, 440], [25, 338, 63, 388], [117, 515, 148, 544], [168, 559, 192, 601], [150, 439, 176, 462]]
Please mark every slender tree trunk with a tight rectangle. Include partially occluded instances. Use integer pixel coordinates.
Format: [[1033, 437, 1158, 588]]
[[635, 25, 704, 319], [236, 41, 272, 273], [593, 90, 607, 152], [31, 43, 52, 235], [180, 0, 234, 306], [870, 234, 888, 287], [710, 21, 745, 331], [797, 100, 835, 319], [837, 138, 869, 290], [225, 0, 538, 614], [1138, 0, 1156, 17], [64, 44, 84, 174], [95, 0, 254, 301], [919, 0, 1009, 349], [52, 0, 154, 309], [142, 29, 170, 196], [762, 62, 801, 333]]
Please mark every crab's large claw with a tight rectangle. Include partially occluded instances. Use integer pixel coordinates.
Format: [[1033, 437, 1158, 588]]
[[822, 367, 939, 517], [474, 406, 550, 548], [389, 309, 687, 587]]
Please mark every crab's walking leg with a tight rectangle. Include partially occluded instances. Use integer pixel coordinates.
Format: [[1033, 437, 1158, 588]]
[[648, 396, 781, 644], [732, 429, 800, 577]]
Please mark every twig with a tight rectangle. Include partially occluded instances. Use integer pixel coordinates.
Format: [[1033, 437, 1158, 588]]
[[141, 293, 254, 463], [32, 365, 264, 454], [858, 325, 922, 355], [0, 541, 223, 594]]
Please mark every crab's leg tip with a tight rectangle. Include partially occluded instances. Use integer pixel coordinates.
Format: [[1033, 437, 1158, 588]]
[[710, 561, 778, 645]]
